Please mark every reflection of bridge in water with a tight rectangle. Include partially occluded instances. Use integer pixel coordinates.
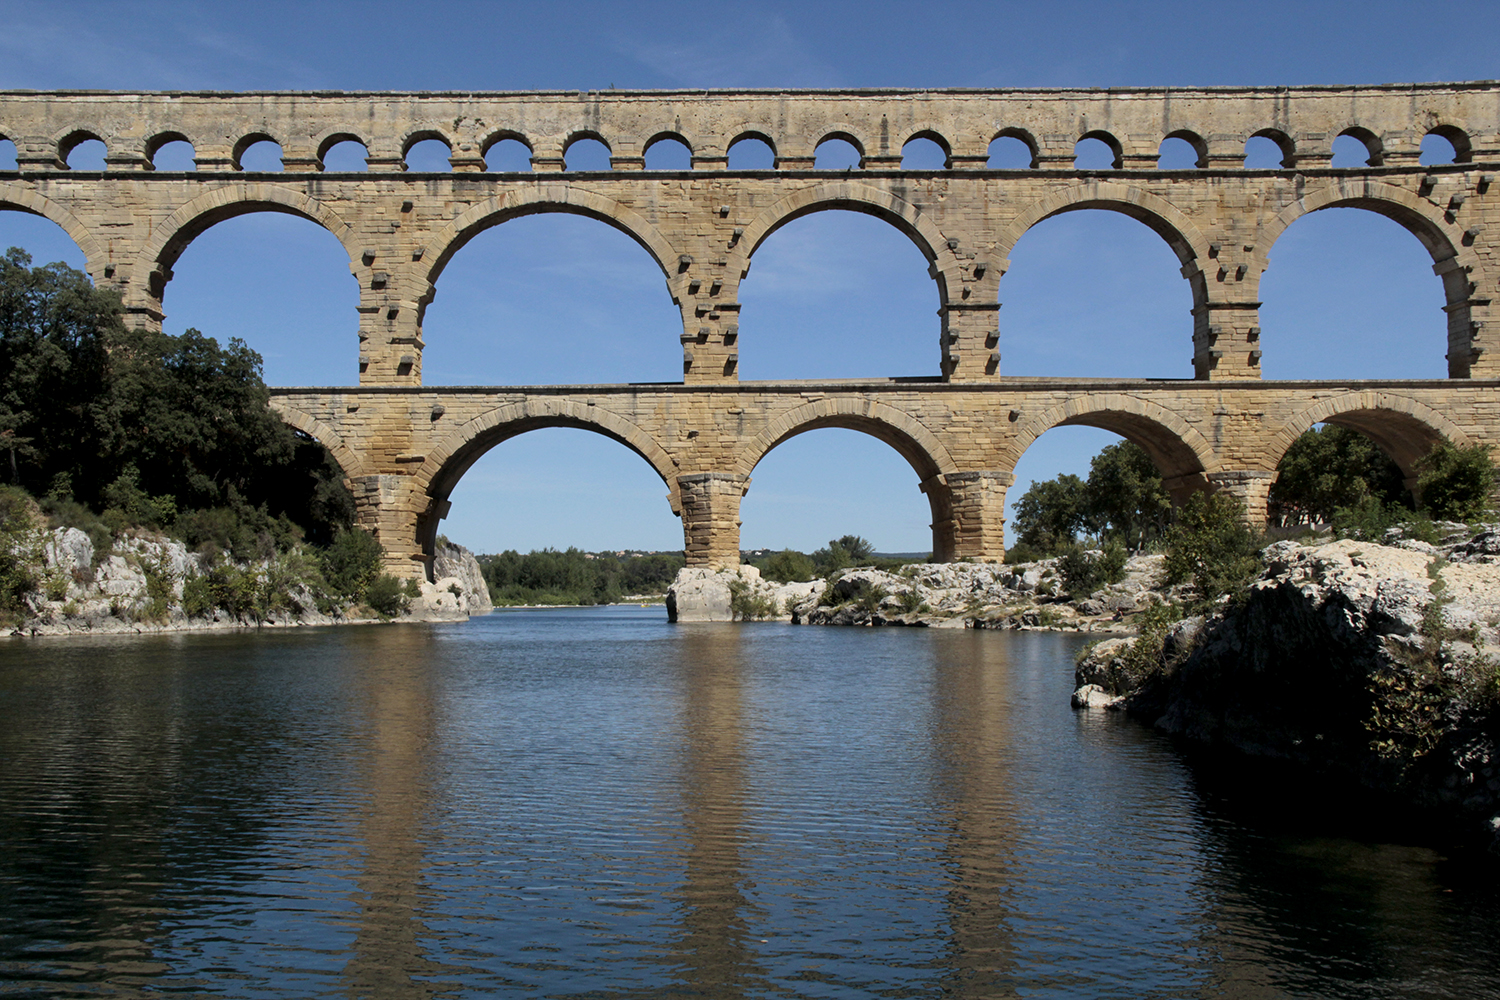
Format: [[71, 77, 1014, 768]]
[[4, 86, 1498, 572]]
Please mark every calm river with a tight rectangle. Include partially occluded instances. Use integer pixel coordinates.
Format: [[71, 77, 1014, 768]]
[[2, 607, 1499, 998]]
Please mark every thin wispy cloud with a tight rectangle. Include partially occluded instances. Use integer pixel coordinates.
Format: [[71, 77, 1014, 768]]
[[616, 13, 842, 89]]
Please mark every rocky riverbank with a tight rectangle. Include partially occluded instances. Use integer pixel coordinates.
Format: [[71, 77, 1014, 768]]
[[1073, 527, 1500, 849], [666, 552, 1180, 628], [6, 526, 492, 637]]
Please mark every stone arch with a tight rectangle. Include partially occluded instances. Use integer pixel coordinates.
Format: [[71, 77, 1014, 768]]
[[1425, 124, 1473, 163], [136, 184, 359, 292], [315, 129, 370, 166], [0, 181, 107, 274], [1249, 128, 1295, 168], [266, 398, 368, 479], [480, 129, 532, 160], [1254, 177, 1477, 375], [815, 129, 866, 159], [1076, 129, 1123, 169], [54, 127, 107, 167], [1009, 394, 1219, 495], [399, 127, 453, 161], [231, 131, 281, 170], [1161, 128, 1208, 168], [900, 126, 951, 164], [998, 179, 1211, 265], [737, 180, 950, 269], [1336, 125, 1384, 166], [145, 130, 194, 167], [725, 127, 778, 161], [411, 398, 679, 559], [734, 398, 957, 481], [990, 126, 1040, 167], [414, 185, 681, 315], [1266, 391, 1471, 479]]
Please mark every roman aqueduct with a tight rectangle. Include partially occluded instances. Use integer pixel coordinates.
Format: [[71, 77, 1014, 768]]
[[2, 85, 1498, 572]]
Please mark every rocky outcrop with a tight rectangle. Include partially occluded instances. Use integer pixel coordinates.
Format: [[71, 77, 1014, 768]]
[[1073, 533, 1500, 848], [665, 552, 1177, 628], [429, 539, 493, 615], [11, 526, 491, 636]]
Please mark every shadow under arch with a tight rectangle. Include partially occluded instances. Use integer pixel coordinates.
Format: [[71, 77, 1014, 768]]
[[1009, 394, 1218, 501], [136, 184, 358, 299], [266, 398, 369, 480], [0, 181, 106, 275], [410, 398, 679, 567], [1266, 391, 1472, 482], [1254, 178, 1477, 376], [413, 186, 682, 324]]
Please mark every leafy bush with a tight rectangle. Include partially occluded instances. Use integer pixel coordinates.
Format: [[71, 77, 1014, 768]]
[[762, 548, 815, 583], [1057, 538, 1127, 597], [728, 575, 780, 620], [1415, 442, 1495, 522], [1163, 492, 1263, 604], [320, 528, 384, 603], [0, 486, 42, 619], [366, 574, 419, 618]]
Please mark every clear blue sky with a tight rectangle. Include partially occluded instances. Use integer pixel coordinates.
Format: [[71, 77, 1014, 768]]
[[0, 1, 1489, 555]]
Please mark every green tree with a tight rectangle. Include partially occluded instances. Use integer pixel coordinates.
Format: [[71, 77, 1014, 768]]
[[1415, 442, 1495, 522], [1011, 474, 1088, 555], [1083, 441, 1172, 550], [1269, 425, 1409, 526], [812, 535, 874, 574], [1163, 491, 1263, 603], [763, 548, 815, 583]]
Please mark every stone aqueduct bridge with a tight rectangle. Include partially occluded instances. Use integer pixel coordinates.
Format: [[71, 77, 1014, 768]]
[[4, 85, 1500, 573]]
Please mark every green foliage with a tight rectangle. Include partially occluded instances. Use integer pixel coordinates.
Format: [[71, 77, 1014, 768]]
[[1011, 442, 1172, 557], [727, 574, 780, 621], [855, 583, 889, 613], [1415, 441, 1495, 523], [1083, 442, 1172, 550], [1270, 425, 1410, 525], [480, 548, 685, 605], [812, 535, 875, 574], [365, 574, 419, 618], [762, 548, 815, 583], [1057, 537, 1128, 597], [1163, 492, 1263, 603], [320, 528, 384, 604], [0, 248, 354, 548], [1012, 474, 1089, 555], [0, 485, 42, 620]]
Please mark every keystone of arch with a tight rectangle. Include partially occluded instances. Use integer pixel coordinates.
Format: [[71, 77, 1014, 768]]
[[1267, 391, 1472, 474], [996, 180, 1213, 265], [137, 183, 359, 275], [734, 398, 958, 480], [1009, 394, 1219, 479], [1253, 177, 1472, 270], [734, 181, 952, 273], [416, 185, 682, 298], [0, 181, 107, 276], [267, 398, 369, 479], [415, 397, 680, 507]]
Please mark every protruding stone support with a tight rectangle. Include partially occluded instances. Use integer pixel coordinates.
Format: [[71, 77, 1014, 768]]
[[1205, 469, 1278, 526], [940, 301, 1002, 381], [678, 473, 750, 569], [926, 471, 1012, 562]]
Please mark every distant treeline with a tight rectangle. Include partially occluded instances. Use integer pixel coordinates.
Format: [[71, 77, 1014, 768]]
[[479, 548, 686, 605]]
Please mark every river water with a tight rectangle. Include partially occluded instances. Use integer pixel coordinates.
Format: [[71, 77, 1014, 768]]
[[2, 607, 1498, 999]]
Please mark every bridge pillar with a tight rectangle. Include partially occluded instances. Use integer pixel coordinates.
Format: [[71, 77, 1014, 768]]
[[927, 471, 1012, 562], [678, 473, 749, 569], [1205, 470, 1278, 526], [348, 473, 427, 579]]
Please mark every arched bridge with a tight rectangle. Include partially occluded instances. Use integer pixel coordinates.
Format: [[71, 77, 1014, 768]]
[[3, 85, 1498, 573]]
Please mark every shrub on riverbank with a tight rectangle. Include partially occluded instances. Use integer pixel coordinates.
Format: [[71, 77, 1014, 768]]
[[478, 547, 685, 605]]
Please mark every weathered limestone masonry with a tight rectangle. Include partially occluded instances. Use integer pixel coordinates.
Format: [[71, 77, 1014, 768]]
[[3, 86, 1500, 574]]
